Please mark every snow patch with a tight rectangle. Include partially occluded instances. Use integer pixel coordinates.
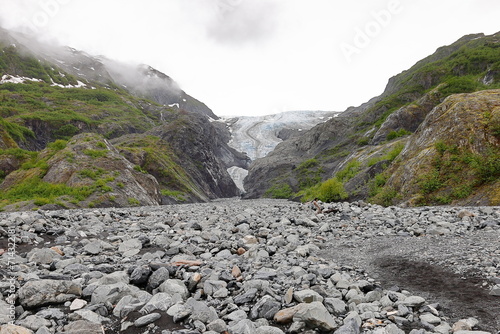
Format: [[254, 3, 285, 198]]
[[168, 103, 180, 108], [50, 79, 87, 88], [1, 75, 42, 84]]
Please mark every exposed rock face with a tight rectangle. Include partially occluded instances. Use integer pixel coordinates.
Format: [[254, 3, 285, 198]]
[[385, 89, 500, 205]]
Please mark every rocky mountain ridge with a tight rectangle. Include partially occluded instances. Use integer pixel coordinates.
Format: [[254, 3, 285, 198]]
[[244, 32, 500, 206], [0, 27, 250, 210]]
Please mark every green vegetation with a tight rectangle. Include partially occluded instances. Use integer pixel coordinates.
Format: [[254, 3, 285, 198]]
[[265, 183, 294, 199], [386, 129, 412, 141], [368, 143, 405, 166], [83, 149, 107, 158], [161, 189, 187, 202], [366, 35, 500, 129], [0, 117, 34, 142], [295, 158, 324, 189], [0, 45, 78, 85], [336, 159, 361, 182], [417, 140, 500, 205], [128, 198, 140, 206]]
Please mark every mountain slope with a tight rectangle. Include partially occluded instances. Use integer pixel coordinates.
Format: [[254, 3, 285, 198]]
[[244, 32, 500, 206], [0, 28, 247, 210]]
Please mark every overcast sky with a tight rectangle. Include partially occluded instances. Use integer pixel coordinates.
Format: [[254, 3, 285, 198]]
[[0, 0, 498, 116]]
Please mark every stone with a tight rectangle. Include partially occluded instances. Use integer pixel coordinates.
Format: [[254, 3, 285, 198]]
[[129, 265, 151, 285], [147, 267, 170, 290], [250, 295, 281, 320], [273, 305, 300, 324], [69, 298, 87, 311], [158, 279, 189, 300], [0, 300, 13, 324], [234, 288, 258, 304], [324, 298, 347, 316], [204, 280, 227, 296], [186, 298, 219, 324], [118, 238, 142, 257], [91, 282, 151, 305], [141, 292, 179, 314], [489, 284, 500, 296], [134, 313, 161, 327], [113, 296, 143, 318], [27, 248, 62, 264], [18, 280, 82, 308], [83, 241, 103, 255], [0, 325, 34, 334], [15, 315, 51, 331], [61, 320, 103, 334], [420, 313, 441, 325], [401, 296, 426, 308], [255, 326, 285, 334], [292, 302, 337, 332], [207, 319, 227, 332], [293, 289, 324, 303], [74, 309, 110, 324], [228, 319, 257, 334]]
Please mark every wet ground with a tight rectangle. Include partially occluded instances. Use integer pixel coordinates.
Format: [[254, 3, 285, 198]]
[[321, 232, 500, 333]]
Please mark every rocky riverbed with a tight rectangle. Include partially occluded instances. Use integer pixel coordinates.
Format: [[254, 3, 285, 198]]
[[0, 199, 499, 334]]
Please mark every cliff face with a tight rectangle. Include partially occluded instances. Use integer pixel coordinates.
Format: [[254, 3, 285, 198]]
[[384, 90, 500, 206], [244, 32, 500, 206], [0, 28, 247, 211]]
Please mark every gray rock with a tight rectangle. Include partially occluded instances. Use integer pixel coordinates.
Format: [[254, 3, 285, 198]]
[[324, 298, 347, 316], [228, 319, 257, 334], [36, 308, 66, 320], [27, 248, 62, 264], [91, 282, 151, 305], [186, 298, 219, 324], [130, 265, 151, 285], [18, 280, 82, 308], [401, 296, 426, 308], [420, 313, 441, 325], [293, 289, 324, 303], [207, 319, 227, 332], [158, 279, 189, 300], [83, 241, 103, 254], [74, 309, 110, 324], [119, 238, 142, 257], [16, 315, 51, 331], [134, 313, 161, 327], [148, 267, 170, 290], [255, 326, 285, 334], [61, 320, 104, 334], [489, 284, 500, 296], [250, 295, 281, 320], [141, 292, 179, 314], [203, 280, 227, 296], [0, 300, 14, 324], [234, 288, 258, 304], [63, 263, 90, 275], [293, 301, 337, 332], [113, 296, 144, 318]]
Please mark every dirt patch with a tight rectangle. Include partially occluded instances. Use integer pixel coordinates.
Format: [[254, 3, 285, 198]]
[[373, 256, 500, 333]]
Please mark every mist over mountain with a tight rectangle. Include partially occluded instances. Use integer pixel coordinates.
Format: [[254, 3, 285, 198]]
[[0, 27, 248, 210]]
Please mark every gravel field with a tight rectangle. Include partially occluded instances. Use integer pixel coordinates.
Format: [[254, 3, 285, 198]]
[[0, 199, 498, 333]]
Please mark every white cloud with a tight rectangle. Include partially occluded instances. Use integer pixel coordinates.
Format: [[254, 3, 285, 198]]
[[0, 0, 498, 116]]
